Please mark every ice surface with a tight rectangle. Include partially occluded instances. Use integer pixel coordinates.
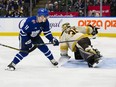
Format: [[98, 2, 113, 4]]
[[0, 36, 116, 87]]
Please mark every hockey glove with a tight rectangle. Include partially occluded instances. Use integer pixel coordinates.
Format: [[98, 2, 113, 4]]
[[51, 38, 59, 46]]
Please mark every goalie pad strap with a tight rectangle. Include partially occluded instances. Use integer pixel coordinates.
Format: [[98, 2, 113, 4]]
[[77, 37, 91, 50]]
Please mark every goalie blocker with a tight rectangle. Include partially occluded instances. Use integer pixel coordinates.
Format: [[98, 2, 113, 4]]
[[74, 37, 102, 67]]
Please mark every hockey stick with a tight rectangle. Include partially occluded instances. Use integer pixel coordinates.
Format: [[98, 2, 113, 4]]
[[35, 39, 78, 46], [36, 35, 97, 46], [0, 43, 28, 53], [0, 36, 96, 53], [0, 40, 78, 53]]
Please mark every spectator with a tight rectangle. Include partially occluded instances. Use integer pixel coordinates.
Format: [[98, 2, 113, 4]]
[[90, 10, 100, 17], [0, 0, 116, 17], [60, 1, 66, 12], [53, 1, 59, 11], [110, 0, 116, 16], [103, 0, 109, 5], [74, 0, 85, 11], [94, 0, 100, 6], [45, 0, 54, 12], [24, 0, 30, 16]]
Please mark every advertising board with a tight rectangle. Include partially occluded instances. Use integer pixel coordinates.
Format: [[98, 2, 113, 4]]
[[0, 17, 116, 37]]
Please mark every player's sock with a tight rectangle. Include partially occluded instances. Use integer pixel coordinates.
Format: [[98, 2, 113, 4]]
[[38, 45, 58, 66]]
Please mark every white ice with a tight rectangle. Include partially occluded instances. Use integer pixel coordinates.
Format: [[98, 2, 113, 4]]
[[0, 36, 116, 87]]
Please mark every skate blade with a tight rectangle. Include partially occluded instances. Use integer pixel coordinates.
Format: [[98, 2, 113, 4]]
[[51, 65, 58, 68], [5, 67, 15, 71]]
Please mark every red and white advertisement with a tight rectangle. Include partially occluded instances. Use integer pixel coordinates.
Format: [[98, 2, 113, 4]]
[[49, 12, 79, 17], [88, 6, 111, 16]]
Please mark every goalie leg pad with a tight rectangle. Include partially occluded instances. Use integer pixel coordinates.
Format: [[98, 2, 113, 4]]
[[78, 48, 102, 67], [74, 46, 83, 60], [78, 48, 92, 61], [87, 54, 102, 67]]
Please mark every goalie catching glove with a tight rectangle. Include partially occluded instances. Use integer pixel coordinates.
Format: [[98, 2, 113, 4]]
[[91, 27, 99, 36], [51, 37, 59, 46], [88, 25, 100, 36]]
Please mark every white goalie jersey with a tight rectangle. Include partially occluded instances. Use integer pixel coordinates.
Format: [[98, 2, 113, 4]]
[[59, 23, 99, 56]]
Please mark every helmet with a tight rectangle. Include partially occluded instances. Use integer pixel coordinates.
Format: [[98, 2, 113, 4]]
[[62, 23, 70, 31], [37, 8, 49, 17]]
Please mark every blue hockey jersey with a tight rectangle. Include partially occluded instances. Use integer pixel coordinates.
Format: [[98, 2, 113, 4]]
[[20, 16, 54, 41]]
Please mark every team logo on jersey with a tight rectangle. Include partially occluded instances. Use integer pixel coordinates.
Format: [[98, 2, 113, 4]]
[[32, 20, 36, 24], [41, 9, 44, 12], [25, 40, 31, 45], [31, 30, 40, 37]]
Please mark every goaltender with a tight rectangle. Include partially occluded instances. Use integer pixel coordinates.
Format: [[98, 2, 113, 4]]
[[59, 23, 102, 67]]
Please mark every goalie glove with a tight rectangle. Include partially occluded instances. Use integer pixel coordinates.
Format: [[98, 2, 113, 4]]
[[51, 37, 59, 46], [88, 25, 100, 36], [91, 27, 99, 36]]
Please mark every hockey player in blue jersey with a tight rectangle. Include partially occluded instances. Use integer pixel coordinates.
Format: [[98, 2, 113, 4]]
[[6, 8, 59, 71]]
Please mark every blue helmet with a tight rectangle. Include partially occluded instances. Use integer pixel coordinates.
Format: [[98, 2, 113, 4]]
[[37, 8, 49, 17]]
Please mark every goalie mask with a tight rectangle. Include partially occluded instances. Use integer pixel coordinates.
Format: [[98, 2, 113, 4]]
[[62, 23, 71, 31]]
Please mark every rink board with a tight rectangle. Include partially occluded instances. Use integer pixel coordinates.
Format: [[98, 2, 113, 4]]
[[0, 32, 116, 37], [0, 17, 116, 37]]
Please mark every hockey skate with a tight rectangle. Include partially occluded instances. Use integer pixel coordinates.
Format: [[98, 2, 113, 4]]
[[87, 54, 102, 68], [5, 62, 16, 71], [60, 53, 71, 58], [50, 59, 58, 66], [92, 58, 102, 68]]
